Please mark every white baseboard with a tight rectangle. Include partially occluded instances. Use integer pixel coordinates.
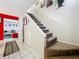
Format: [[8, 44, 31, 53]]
[[58, 40, 79, 47]]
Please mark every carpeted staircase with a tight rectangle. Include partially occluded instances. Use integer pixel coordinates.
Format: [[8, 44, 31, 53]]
[[27, 13, 57, 48], [27, 13, 79, 59]]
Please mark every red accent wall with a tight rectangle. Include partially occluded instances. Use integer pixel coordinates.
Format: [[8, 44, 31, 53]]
[[0, 13, 19, 40], [0, 13, 19, 20], [0, 18, 4, 40]]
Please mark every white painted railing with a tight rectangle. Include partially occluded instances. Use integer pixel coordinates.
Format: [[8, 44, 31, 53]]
[[24, 14, 46, 59]]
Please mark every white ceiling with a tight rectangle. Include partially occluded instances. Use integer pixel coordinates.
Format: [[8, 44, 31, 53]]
[[0, 0, 36, 17]]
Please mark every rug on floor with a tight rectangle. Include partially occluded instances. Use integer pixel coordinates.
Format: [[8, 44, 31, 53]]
[[3, 41, 20, 57]]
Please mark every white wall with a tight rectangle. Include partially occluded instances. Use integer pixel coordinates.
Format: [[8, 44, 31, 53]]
[[28, 0, 79, 46], [0, 0, 36, 17], [24, 14, 46, 59]]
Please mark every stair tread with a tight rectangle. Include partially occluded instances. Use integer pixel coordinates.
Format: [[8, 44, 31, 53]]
[[42, 29, 48, 30], [39, 26, 45, 27], [46, 33, 53, 39], [48, 56, 79, 59], [35, 21, 41, 23], [36, 22, 41, 24], [47, 41, 79, 50], [37, 23, 43, 25], [47, 36, 57, 42], [38, 25, 44, 27], [46, 32, 52, 35]]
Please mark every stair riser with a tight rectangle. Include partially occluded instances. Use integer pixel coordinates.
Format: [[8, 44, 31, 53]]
[[40, 27, 46, 29], [43, 30, 49, 33], [46, 34, 52, 39], [34, 20, 39, 21], [46, 37, 57, 48], [35, 22, 41, 23], [47, 49, 79, 56]]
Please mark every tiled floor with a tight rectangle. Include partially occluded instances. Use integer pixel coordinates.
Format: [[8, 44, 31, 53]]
[[0, 38, 35, 59]]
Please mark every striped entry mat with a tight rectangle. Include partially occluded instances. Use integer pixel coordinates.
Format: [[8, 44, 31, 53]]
[[3, 41, 20, 57]]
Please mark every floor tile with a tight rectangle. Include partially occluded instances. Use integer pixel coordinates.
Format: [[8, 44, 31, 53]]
[[23, 53, 34, 59], [1, 56, 9, 59], [20, 49, 30, 56], [9, 52, 21, 59]]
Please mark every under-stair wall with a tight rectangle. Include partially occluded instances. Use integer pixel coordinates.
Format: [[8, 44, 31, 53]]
[[24, 14, 46, 59]]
